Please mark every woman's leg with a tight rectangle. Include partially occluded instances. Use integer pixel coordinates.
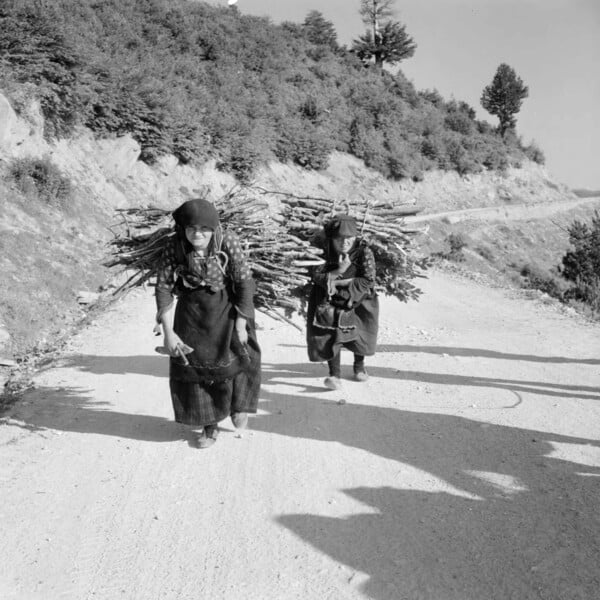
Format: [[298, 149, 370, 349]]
[[328, 352, 341, 377], [353, 354, 368, 382], [189, 424, 219, 449], [324, 351, 342, 389]]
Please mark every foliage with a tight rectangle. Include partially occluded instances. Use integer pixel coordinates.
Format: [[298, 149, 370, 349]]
[[0, 0, 532, 181], [560, 212, 600, 311], [358, 0, 396, 26], [523, 141, 545, 165], [352, 20, 416, 69], [302, 11, 338, 50], [481, 63, 529, 137], [8, 155, 72, 205], [445, 233, 468, 261], [520, 263, 565, 299], [0, 0, 91, 138]]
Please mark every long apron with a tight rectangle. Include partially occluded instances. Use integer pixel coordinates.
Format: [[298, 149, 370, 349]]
[[169, 285, 261, 426], [306, 283, 379, 362]]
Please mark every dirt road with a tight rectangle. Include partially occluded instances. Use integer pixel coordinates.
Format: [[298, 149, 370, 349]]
[[1, 269, 599, 600], [405, 196, 600, 224]]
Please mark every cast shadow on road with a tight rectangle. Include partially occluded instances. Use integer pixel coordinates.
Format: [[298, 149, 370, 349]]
[[253, 381, 600, 600], [60, 353, 168, 377], [7, 382, 183, 443], [277, 342, 600, 366], [264, 361, 600, 401], [376, 344, 600, 365]]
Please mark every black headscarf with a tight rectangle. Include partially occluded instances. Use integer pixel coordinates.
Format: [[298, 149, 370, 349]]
[[172, 198, 220, 231], [324, 214, 358, 238]]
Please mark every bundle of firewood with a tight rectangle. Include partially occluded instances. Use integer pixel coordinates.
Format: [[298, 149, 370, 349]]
[[104, 187, 324, 325], [105, 185, 428, 325], [251, 186, 430, 303]]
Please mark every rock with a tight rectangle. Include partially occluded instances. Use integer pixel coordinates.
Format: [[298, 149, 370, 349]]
[[0, 93, 14, 146], [0, 94, 47, 157], [77, 291, 99, 305], [0, 323, 11, 356], [95, 135, 141, 178], [155, 154, 179, 176]]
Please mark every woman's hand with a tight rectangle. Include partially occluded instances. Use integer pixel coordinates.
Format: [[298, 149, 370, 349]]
[[334, 252, 351, 275], [164, 331, 186, 356], [333, 278, 352, 288], [235, 317, 248, 344]]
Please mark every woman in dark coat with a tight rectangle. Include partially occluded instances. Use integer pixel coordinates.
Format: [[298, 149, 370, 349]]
[[155, 198, 261, 448], [306, 214, 379, 390]]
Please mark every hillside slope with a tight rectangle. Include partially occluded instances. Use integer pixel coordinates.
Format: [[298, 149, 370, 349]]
[[1, 269, 599, 600], [0, 93, 595, 361]]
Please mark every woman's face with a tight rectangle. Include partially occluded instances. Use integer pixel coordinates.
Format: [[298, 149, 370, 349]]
[[332, 235, 355, 255], [185, 225, 213, 250]]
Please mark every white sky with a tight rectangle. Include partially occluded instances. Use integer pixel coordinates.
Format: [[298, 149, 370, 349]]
[[217, 0, 600, 189]]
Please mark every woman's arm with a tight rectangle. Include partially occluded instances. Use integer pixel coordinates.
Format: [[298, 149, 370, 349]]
[[345, 246, 376, 302], [223, 231, 255, 343], [155, 239, 186, 354]]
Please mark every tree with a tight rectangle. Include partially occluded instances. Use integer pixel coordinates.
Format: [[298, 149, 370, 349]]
[[302, 10, 338, 50], [480, 63, 529, 137], [352, 1, 416, 69], [358, 0, 395, 42]]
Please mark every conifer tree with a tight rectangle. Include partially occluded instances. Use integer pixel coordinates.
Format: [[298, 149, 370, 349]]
[[353, 0, 415, 69], [481, 63, 529, 137], [302, 10, 338, 49]]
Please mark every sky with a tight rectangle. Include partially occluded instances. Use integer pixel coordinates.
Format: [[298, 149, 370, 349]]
[[218, 0, 600, 190]]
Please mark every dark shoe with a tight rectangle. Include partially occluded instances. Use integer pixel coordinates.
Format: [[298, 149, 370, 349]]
[[231, 411, 249, 430], [354, 368, 369, 382], [195, 425, 219, 449], [324, 376, 342, 390]]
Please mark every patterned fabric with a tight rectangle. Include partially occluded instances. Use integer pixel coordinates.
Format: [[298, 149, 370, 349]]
[[170, 345, 262, 426], [156, 230, 254, 321]]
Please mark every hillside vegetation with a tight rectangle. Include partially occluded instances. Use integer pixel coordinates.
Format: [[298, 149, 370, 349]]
[[0, 0, 542, 182]]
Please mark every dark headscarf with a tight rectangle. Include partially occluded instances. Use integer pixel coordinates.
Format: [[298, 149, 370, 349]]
[[324, 214, 358, 238], [172, 198, 220, 231]]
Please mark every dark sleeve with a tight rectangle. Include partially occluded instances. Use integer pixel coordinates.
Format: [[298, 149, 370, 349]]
[[347, 246, 376, 303], [155, 238, 177, 322], [223, 231, 255, 320], [311, 265, 331, 290]]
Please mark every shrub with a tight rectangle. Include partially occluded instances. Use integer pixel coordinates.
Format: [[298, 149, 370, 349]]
[[520, 263, 565, 299], [275, 118, 332, 170], [475, 245, 494, 262], [444, 111, 473, 135], [9, 156, 72, 205], [560, 212, 600, 310], [446, 233, 467, 260], [523, 141, 545, 165]]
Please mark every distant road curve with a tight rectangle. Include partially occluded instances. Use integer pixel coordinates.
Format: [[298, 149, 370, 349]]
[[405, 196, 600, 224]]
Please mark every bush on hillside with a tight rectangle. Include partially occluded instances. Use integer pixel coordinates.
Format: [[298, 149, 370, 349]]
[[523, 141, 545, 165], [560, 212, 600, 311], [9, 156, 72, 205], [0, 1, 90, 138], [520, 263, 565, 299]]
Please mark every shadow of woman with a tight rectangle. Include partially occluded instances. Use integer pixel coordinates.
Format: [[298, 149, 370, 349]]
[[7, 384, 183, 443], [252, 390, 600, 599], [278, 481, 600, 600], [263, 361, 600, 401], [60, 354, 168, 377], [376, 343, 600, 365]]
